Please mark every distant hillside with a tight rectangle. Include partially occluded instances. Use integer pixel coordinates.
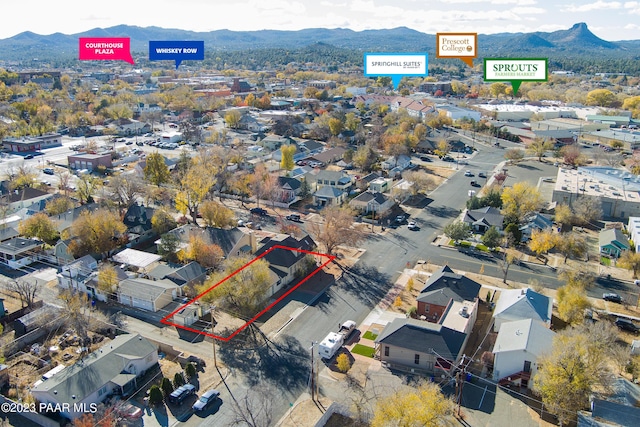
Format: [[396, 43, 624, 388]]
[[0, 23, 638, 73]]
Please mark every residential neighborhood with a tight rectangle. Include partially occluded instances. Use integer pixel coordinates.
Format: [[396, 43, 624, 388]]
[[2, 19, 640, 427]]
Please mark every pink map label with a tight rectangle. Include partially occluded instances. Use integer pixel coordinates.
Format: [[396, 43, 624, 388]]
[[79, 37, 134, 64]]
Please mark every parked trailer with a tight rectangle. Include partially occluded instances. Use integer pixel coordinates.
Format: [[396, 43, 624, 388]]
[[318, 320, 357, 360]]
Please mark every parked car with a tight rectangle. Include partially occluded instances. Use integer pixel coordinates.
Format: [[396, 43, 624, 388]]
[[43, 168, 54, 175], [615, 318, 639, 333], [470, 181, 479, 187], [408, 221, 418, 230], [603, 293, 622, 303], [464, 170, 473, 177], [250, 207, 268, 216], [419, 155, 431, 162], [286, 214, 302, 222], [192, 389, 221, 411], [125, 141, 133, 145], [169, 384, 196, 405], [395, 214, 406, 224], [24, 154, 34, 159], [478, 172, 486, 178], [136, 141, 144, 146], [115, 401, 143, 419]]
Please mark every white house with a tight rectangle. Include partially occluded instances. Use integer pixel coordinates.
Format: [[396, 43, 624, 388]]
[[31, 334, 157, 420], [57, 255, 106, 301], [492, 318, 555, 389], [0, 237, 44, 269], [629, 217, 640, 252], [173, 304, 203, 327], [492, 288, 552, 332], [117, 278, 181, 312]]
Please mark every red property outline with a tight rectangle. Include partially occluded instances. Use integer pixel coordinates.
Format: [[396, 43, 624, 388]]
[[160, 245, 335, 341]]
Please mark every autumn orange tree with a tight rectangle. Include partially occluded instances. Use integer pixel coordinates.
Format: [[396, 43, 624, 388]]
[[178, 233, 224, 269]]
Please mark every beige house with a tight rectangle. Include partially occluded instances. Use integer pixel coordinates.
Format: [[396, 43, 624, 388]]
[[375, 318, 468, 375]]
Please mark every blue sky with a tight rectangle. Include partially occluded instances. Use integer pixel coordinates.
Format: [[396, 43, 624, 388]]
[[3, 0, 640, 41]]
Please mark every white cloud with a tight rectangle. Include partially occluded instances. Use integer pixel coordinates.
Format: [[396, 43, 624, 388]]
[[562, 1, 622, 12], [624, 1, 640, 13], [442, 0, 537, 4], [510, 6, 546, 14]]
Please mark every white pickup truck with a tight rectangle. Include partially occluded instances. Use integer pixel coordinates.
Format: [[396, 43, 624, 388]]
[[318, 320, 356, 360]]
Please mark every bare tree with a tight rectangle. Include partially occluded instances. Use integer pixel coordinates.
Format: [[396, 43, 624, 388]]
[[56, 170, 73, 196], [229, 384, 275, 427], [309, 206, 362, 255], [108, 174, 144, 213], [6, 279, 40, 308]]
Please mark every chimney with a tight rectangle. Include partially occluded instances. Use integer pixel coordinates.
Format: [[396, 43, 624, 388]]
[[249, 231, 257, 253]]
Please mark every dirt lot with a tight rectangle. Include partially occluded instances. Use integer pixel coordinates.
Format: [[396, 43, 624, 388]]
[[423, 165, 456, 186], [3, 330, 113, 401]]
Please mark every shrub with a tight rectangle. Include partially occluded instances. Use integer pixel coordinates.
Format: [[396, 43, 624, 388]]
[[173, 372, 185, 388], [185, 362, 196, 379], [336, 354, 351, 373], [149, 385, 164, 405], [393, 296, 402, 307], [407, 306, 417, 318], [160, 377, 173, 396]]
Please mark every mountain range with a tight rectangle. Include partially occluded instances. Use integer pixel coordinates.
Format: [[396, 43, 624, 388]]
[[1, 22, 639, 66]]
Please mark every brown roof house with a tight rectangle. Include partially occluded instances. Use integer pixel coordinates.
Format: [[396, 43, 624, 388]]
[[416, 265, 482, 324]]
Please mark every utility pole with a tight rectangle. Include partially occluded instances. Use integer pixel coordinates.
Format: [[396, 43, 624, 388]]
[[456, 356, 468, 416], [210, 315, 218, 369], [310, 341, 316, 401]]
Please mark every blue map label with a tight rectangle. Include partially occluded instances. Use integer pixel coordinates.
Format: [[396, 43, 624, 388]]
[[149, 40, 204, 68], [364, 53, 428, 89]]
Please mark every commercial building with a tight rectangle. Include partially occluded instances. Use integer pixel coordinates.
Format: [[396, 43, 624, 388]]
[[67, 153, 112, 171], [552, 166, 640, 219], [2, 133, 62, 152]]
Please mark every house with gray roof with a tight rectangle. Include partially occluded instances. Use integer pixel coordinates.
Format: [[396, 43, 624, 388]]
[[275, 176, 302, 205], [374, 318, 468, 375], [416, 265, 482, 323], [578, 379, 640, 427], [313, 186, 347, 207], [163, 225, 252, 259], [57, 255, 102, 300], [117, 278, 181, 312], [599, 228, 630, 258], [307, 170, 353, 193], [492, 318, 555, 389], [254, 233, 316, 298], [123, 204, 155, 246], [493, 288, 552, 332], [147, 261, 206, 287], [463, 206, 504, 233], [31, 334, 158, 420], [519, 213, 553, 242], [349, 191, 395, 215], [0, 237, 44, 269]]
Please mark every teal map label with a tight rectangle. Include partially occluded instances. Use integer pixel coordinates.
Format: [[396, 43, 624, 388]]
[[364, 53, 428, 89]]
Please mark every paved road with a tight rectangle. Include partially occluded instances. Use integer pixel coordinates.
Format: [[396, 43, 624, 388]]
[[142, 135, 636, 426]]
